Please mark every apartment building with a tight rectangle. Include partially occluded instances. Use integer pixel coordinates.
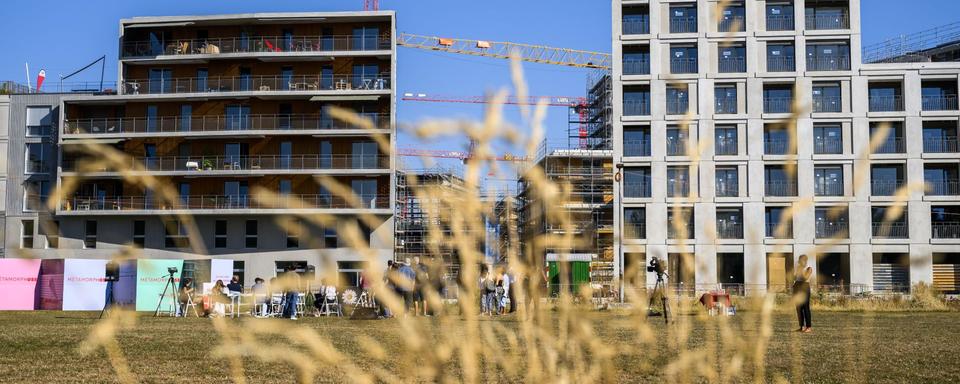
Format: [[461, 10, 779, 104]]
[[8, 12, 397, 284], [612, 0, 960, 295]]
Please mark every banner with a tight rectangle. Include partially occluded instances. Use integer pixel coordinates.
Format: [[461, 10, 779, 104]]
[[36, 260, 64, 310], [0, 259, 42, 310], [135, 259, 183, 312], [63, 259, 108, 311], [114, 260, 137, 306], [210, 259, 234, 286]]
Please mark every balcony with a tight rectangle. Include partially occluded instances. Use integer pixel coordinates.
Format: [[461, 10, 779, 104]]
[[623, 183, 652, 198], [932, 222, 960, 239], [667, 180, 690, 197], [623, 60, 650, 75], [805, 13, 849, 30], [666, 100, 690, 115], [122, 73, 391, 95], [716, 182, 739, 197], [670, 58, 698, 74], [764, 139, 791, 155], [666, 140, 688, 156], [871, 179, 904, 196], [623, 140, 651, 157], [718, 16, 746, 33], [624, 223, 646, 239], [815, 181, 843, 197], [815, 221, 848, 238], [924, 137, 959, 153], [767, 56, 796, 72], [763, 97, 793, 113], [927, 180, 960, 196], [716, 222, 743, 239], [812, 96, 841, 113], [718, 57, 746, 73], [872, 138, 905, 154], [623, 19, 650, 35], [872, 222, 909, 239], [765, 221, 792, 238], [869, 95, 904, 112], [922, 95, 959, 111], [60, 193, 391, 213], [766, 15, 795, 31], [63, 113, 390, 135], [814, 136, 842, 154], [715, 138, 738, 155], [121, 35, 392, 58], [715, 97, 737, 114], [670, 17, 698, 33], [623, 100, 651, 116], [668, 223, 695, 239], [61, 154, 391, 173], [765, 180, 798, 197], [806, 56, 850, 71]]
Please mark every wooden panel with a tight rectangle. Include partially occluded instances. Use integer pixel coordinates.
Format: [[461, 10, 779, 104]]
[[767, 255, 787, 293], [933, 264, 960, 292], [872, 263, 909, 292]]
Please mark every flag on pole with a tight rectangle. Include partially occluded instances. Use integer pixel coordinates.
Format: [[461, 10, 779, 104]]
[[36, 69, 46, 91]]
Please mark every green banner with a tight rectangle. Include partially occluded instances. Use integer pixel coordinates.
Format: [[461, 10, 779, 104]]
[[135, 259, 184, 312]]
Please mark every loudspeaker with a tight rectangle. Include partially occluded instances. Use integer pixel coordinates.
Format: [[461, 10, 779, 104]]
[[350, 306, 379, 320], [105, 261, 120, 282]]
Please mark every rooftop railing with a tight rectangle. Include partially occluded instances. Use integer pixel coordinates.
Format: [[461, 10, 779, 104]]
[[863, 21, 960, 63], [60, 193, 391, 212], [61, 154, 390, 173], [63, 113, 389, 135], [122, 73, 391, 95], [121, 35, 392, 58], [923, 136, 959, 153]]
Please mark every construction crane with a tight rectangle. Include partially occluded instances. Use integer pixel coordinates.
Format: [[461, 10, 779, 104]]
[[363, 0, 379, 11], [397, 140, 529, 163], [397, 33, 611, 70]]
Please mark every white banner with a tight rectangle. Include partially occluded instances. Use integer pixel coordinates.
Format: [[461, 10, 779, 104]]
[[63, 259, 108, 311], [210, 259, 234, 286]]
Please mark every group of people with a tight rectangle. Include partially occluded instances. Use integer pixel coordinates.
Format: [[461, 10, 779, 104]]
[[176, 267, 302, 320], [479, 266, 514, 316], [384, 257, 438, 317]]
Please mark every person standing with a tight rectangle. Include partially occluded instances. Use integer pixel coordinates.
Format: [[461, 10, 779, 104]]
[[281, 267, 301, 320], [413, 256, 430, 316], [398, 259, 416, 315], [499, 268, 511, 315], [793, 254, 814, 333], [507, 268, 517, 313]]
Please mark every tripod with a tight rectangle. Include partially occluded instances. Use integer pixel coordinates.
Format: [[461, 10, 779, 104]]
[[648, 272, 671, 324], [154, 272, 178, 317], [99, 280, 115, 319]]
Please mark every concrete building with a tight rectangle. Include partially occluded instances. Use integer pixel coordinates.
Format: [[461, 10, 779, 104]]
[[611, 0, 960, 295], [6, 12, 398, 286]]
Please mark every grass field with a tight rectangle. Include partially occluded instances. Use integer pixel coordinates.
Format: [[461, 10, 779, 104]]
[[1, 310, 959, 383]]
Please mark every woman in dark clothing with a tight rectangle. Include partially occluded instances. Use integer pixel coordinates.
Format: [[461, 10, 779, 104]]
[[792, 254, 814, 333]]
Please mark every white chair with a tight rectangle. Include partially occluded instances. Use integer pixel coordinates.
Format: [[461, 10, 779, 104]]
[[269, 293, 285, 317], [185, 161, 199, 171], [319, 286, 342, 317]]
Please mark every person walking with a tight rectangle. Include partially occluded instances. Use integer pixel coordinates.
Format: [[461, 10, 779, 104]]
[[793, 254, 814, 333]]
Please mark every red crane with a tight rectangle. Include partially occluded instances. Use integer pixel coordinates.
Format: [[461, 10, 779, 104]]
[[363, 0, 379, 11]]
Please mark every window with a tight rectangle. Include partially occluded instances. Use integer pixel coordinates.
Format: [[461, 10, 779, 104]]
[[215, 220, 228, 248], [718, 3, 746, 32], [21, 220, 34, 249], [667, 207, 695, 239], [324, 228, 339, 248], [280, 66, 294, 90], [623, 46, 650, 75], [25, 143, 49, 173], [812, 83, 842, 113], [716, 208, 744, 239], [923, 121, 959, 153], [813, 124, 842, 154], [245, 220, 258, 248], [623, 86, 651, 116], [667, 166, 691, 197], [26, 106, 52, 136], [718, 44, 746, 73], [765, 206, 792, 238], [714, 85, 737, 114], [870, 122, 905, 154], [868, 82, 904, 112], [23, 181, 50, 211], [279, 179, 292, 195], [279, 104, 293, 130], [147, 68, 172, 94], [319, 141, 333, 168], [921, 80, 959, 111], [924, 164, 960, 196], [622, 7, 650, 35], [352, 179, 379, 207], [179, 105, 192, 131], [624, 127, 651, 156], [765, 165, 797, 196], [766, 3, 795, 31], [666, 127, 689, 156], [623, 168, 651, 198], [624, 208, 646, 239], [764, 124, 792, 155], [666, 85, 690, 115], [225, 105, 250, 130], [133, 220, 145, 248], [763, 84, 794, 113], [42, 220, 59, 249], [670, 45, 699, 74], [353, 64, 380, 88], [806, 43, 851, 71], [814, 166, 844, 196], [84, 220, 97, 249], [238, 67, 252, 91], [715, 167, 739, 197], [871, 164, 905, 196], [352, 141, 379, 169], [670, 5, 697, 33], [715, 126, 738, 155], [767, 43, 795, 72], [805, 3, 849, 30], [164, 220, 189, 248], [872, 206, 908, 238], [353, 26, 380, 50], [196, 68, 208, 91], [815, 207, 849, 238], [287, 219, 301, 249]]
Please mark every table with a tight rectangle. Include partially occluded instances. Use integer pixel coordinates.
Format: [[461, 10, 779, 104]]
[[699, 292, 732, 315]]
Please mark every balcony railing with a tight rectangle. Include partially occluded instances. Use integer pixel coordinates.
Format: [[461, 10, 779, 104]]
[[623, 140, 651, 157], [63, 113, 389, 135], [767, 56, 796, 72], [715, 97, 737, 114], [872, 222, 909, 238], [765, 180, 798, 197], [921, 95, 959, 111], [932, 222, 960, 239], [716, 183, 739, 197], [871, 179, 904, 196], [813, 96, 842, 113], [766, 15, 795, 31], [764, 138, 792, 155], [814, 137, 842, 154], [869, 95, 904, 112], [716, 222, 743, 239], [121, 35, 392, 58], [805, 13, 850, 30], [872, 138, 905, 154], [623, 183, 652, 198], [765, 221, 792, 238], [624, 223, 646, 239], [718, 16, 746, 32], [718, 57, 746, 73], [667, 180, 690, 197], [623, 60, 650, 75], [666, 100, 690, 115], [806, 56, 851, 71], [670, 58, 699, 74], [814, 181, 844, 196], [666, 140, 688, 156], [715, 138, 738, 155], [923, 137, 959, 153], [622, 19, 650, 35], [926, 180, 960, 196], [61, 154, 390, 173], [623, 100, 651, 116], [763, 97, 793, 113], [670, 17, 698, 33], [668, 224, 695, 239], [122, 73, 391, 95], [61, 193, 391, 212], [815, 221, 849, 238]]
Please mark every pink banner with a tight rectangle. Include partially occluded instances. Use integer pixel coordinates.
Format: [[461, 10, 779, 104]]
[[0, 259, 42, 310]]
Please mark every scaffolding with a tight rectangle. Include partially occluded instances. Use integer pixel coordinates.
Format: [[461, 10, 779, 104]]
[[863, 20, 960, 63]]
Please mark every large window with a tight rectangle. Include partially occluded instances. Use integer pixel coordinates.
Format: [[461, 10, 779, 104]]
[[352, 141, 380, 169], [623, 46, 650, 75], [352, 27, 380, 51], [84, 220, 97, 249], [215, 220, 228, 249], [806, 43, 851, 71], [623, 127, 651, 157], [25, 143, 50, 174], [715, 167, 739, 197], [766, 3, 795, 31], [814, 166, 844, 196], [718, 44, 746, 73], [164, 220, 189, 248], [666, 127, 689, 156], [624, 208, 646, 239], [623, 168, 652, 198], [763, 84, 794, 113], [26, 106, 53, 136], [812, 82, 842, 113], [815, 207, 849, 238], [623, 87, 651, 116], [765, 206, 792, 238], [669, 5, 698, 33], [813, 124, 842, 154], [715, 85, 737, 114], [352, 179, 379, 207], [133, 220, 145, 248], [718, 3, 746, 32], [670, 45, 699, 74], [667, 166, 691, 197], [715, 126, 738, 155], [666, 86, 690, 115], [767, 43, 795, 72], [245, 220, 258, 248], [622, 7, 650, 35]]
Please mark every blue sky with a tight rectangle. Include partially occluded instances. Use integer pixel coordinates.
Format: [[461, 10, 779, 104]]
[[0, 0, 957, 168]]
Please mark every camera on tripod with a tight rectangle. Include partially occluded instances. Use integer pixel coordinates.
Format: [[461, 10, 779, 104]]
[[647, 257, 665, 276], [167, 267, 178, 275]]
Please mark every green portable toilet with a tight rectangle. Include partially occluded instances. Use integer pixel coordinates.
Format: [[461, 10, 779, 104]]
[[546, 253, 594, 296]]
